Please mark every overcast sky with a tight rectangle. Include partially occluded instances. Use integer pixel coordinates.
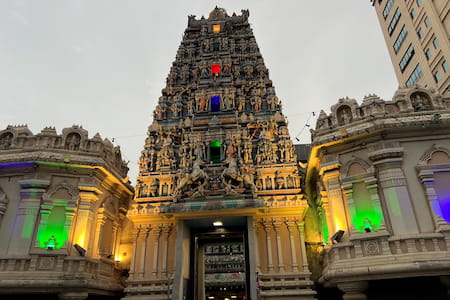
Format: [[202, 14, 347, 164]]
[[0, 0, 397, 183]]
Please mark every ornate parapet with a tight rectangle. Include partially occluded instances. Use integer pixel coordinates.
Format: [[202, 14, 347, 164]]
[[311, 87, 450, 145], [320, 232, 450, 286], [0, 125, 130, 179]]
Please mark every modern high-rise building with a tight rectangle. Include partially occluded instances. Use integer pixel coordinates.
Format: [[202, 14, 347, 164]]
[[370, 0, 450, 94]]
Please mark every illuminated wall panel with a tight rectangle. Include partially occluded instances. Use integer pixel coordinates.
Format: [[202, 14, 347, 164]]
[[434, 172, 450, 222], [351, 182, 383, 232], [38, 205, 68, 249]]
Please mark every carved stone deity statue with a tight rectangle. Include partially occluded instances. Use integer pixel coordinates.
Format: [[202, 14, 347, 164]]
[[0, 133, 13, 150]]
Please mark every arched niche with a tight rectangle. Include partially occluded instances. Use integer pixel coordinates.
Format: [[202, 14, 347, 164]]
[[0, 132, 14, 150], [336, 105, 353, 126], [36, 183, 78, 250], [417, 145, 450, 225], [65, 132, 82, 151], [410, 91, 432, 112], [341, 158, 384, 233]]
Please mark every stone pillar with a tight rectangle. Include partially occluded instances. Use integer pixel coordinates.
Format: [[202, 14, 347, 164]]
[[262, 220, 274, 272], [161, 223, 172, 276], [72, 186, 101, 253], [93, 208, 106, 257], [418, 170, 450, 230], [370, 148, 419, 235], [320, 190, 334, 241], [285, 221, 299, 272], [34, 198, 53, 248], [273, 219, 285, 272], [342, 182, 359, 235], [338, 281, 368, 300], [321, 166, 349, 238], [252, 218, 262, 274], [9, 179, 50, 255], [140, 226, 151, 278], [152, 225, 162, 277], [0, 188, 9, 226], [58, 292, 88, 300], [365, 176, 387, 231], [64, 203, 76, 250], [111, 221, 119, 257], [129, 226, 140, 279], [296, 221, 310, 272]]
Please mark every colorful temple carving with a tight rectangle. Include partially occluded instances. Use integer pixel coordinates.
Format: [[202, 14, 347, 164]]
[[125, 7, 314, 300]]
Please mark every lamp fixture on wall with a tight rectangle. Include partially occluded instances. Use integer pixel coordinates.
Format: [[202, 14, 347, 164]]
[[74, 243, 86, 256], [330, 230, 345, 244]]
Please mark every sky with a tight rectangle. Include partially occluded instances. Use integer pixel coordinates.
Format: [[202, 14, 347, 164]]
[[0, 0, 397, 184]]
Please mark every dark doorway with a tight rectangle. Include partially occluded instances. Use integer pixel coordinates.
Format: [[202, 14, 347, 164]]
[[188, 217, 249, 300]]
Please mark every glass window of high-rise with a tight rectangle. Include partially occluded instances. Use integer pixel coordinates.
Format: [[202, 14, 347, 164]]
[[434, 71, 441, 83], [399, 44, 415, 72], [388, 8, 401, 36], [410, 9, 416, 19], [416, 0, 422, 6], [417, 28, 424, 39], [442, 61, 449, 72], [433, 38, 439, 49], [383, 0, 395, 19], [406, 64, 423, 87], [424, 16, 430, 27], [425, 49, 432, 60], [394, 26, 408, 53]]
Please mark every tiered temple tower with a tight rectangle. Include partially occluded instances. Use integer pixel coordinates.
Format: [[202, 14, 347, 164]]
[[124, 8, 315, 300]]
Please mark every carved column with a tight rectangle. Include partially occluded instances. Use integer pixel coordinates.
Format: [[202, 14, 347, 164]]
[[365, 176, 387, 231], [72, 186, 100, 253], [320, 190, 333, 241], [9, 179, 50, 254], [34, 198, 53, 248], [0, 188, 9, 226], [321, 165, 349, 239], [370, 148, 419, 235], [93, 209, 106, 257], [296, 221, 310, 272], [342, 182, 358, 235], [111, 221, 119, 257], [338, 281, 368, 300], [152, 225, 162, 277], [139, 226, 150, 278], [273, 219, 285, 272], [129, 227, 140, 279], [262, 220, 274, 272], [253, 219, 262, 274], [285, 221, 299, 272], [161, 223, 172, 276], [64, 203, 76, 250], [418, 170, 449, 230]]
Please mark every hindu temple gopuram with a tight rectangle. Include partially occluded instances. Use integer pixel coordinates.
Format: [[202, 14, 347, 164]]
[[124, 7, 314, 300], [2, 5, 450, 300]]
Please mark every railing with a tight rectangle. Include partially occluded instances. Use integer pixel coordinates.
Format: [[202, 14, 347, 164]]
[[326, 233, 448, 263], [0, 255, 123, 286]]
